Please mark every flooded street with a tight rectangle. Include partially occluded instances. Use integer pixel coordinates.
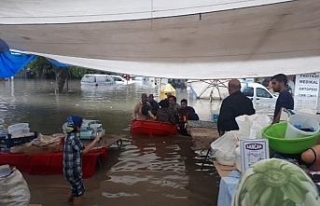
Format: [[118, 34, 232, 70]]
[[0, 79, 220, 206], [0, 79, 219, 134], [24, 136, 219, 206]]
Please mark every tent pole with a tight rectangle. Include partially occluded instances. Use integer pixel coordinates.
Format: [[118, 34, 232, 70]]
[[66, 73, 69, 94], [55, 71, 58, 95]]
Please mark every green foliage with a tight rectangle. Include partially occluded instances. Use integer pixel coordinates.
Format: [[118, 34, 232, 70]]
[[27, 56, 54, 79], [69, 66, 91, 79], [27, 56, 93, 79], [28, 56, 48, 69]]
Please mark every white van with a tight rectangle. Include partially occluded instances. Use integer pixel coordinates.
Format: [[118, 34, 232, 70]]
[[241, 82, 278, 111], [80, 74, 114, 86]]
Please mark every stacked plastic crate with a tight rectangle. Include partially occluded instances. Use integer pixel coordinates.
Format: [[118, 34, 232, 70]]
[[0, 123, 37, 152]]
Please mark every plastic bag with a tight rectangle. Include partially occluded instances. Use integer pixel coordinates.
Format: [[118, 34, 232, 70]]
[[210, 131, 239, 165], [235, 115, 251, 138], [236, 114, 271, 139], [0, 165, 31, 206], [249, 114, 271, 138]]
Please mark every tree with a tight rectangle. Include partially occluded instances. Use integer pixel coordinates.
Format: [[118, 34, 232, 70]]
[[27, 56, 93, 80]]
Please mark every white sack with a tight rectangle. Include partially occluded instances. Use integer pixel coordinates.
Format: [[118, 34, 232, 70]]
[[210, 131, 239, 165], [0, 165, 31, 206]]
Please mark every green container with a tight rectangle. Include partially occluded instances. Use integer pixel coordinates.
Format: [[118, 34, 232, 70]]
[[262, 122, 320, 154]]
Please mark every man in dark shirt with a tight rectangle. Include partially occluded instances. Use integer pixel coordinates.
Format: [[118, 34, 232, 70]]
[[178, 99, 199, 136], [179, 99, 199, 121], [271, 74, 294, 124], [217, 79, 255, 136], [148, 94, 159, 115]]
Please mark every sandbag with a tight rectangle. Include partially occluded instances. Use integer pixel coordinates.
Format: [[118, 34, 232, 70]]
[[211, 131, 239, 153], [0, 165, 31, 206], [210, 131, 239, 165], [10, 133, 64, 154]]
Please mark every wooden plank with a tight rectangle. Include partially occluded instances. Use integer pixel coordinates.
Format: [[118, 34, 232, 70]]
[[189, 127, 218, 137], [187, 120, 217, 129], [213, 161, 236, 177], [189, 127, 219, 150]]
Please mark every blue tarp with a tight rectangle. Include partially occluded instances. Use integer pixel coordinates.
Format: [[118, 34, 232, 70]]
[[0, 38, 35, 78], [47, 58, 70, 68], [0, 38, 70, 78], [0, 51, 35, 78]]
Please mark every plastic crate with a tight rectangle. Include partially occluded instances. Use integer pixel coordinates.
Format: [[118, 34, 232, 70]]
[[79, 128, 105, 140], [5, 132, 38, 148], [8, 123, 30, 136], [0, 133, 9, 152], [79, 129, 95, 140]]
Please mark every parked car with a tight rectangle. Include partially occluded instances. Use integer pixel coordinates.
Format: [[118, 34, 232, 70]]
[[241, 82, 278, 112], [110, 75, 135, 85]]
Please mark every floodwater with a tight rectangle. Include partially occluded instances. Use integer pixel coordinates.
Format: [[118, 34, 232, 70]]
[[0, 79, 221, 206]]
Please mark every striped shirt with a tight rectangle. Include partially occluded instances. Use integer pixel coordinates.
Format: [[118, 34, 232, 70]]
[[63, 133, 84, 179]]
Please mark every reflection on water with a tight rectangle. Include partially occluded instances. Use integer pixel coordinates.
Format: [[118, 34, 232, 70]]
[[96, 137, 219, 206], [0, 79, 219, 206], [22, 136, 219, 206]]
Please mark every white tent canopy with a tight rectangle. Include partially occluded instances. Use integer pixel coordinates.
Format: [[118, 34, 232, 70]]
[[1, 0, 320, 79]]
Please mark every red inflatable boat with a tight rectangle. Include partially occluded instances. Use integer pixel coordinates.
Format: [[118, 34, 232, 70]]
[[130, 120, 178, 136], [0, 148, 108, 179]]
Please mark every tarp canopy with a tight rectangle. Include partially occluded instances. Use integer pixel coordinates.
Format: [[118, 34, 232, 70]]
[[46, 58, 70, 68], [0, 39, 35, 78], [0, 39, 70, 78], [1, 0, 320, 79]]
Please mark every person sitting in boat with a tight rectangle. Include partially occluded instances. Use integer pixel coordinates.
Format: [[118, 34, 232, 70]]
[[168, 95, 180, 111], [167, 95, 180, 123], [133, 93, 156, 120], [148, 93, 159, 116], [165, 92, 173, 99], [156, 99, 176, 124]]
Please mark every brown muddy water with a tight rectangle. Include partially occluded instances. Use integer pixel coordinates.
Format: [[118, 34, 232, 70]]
[[0, 79, 221, 206]]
